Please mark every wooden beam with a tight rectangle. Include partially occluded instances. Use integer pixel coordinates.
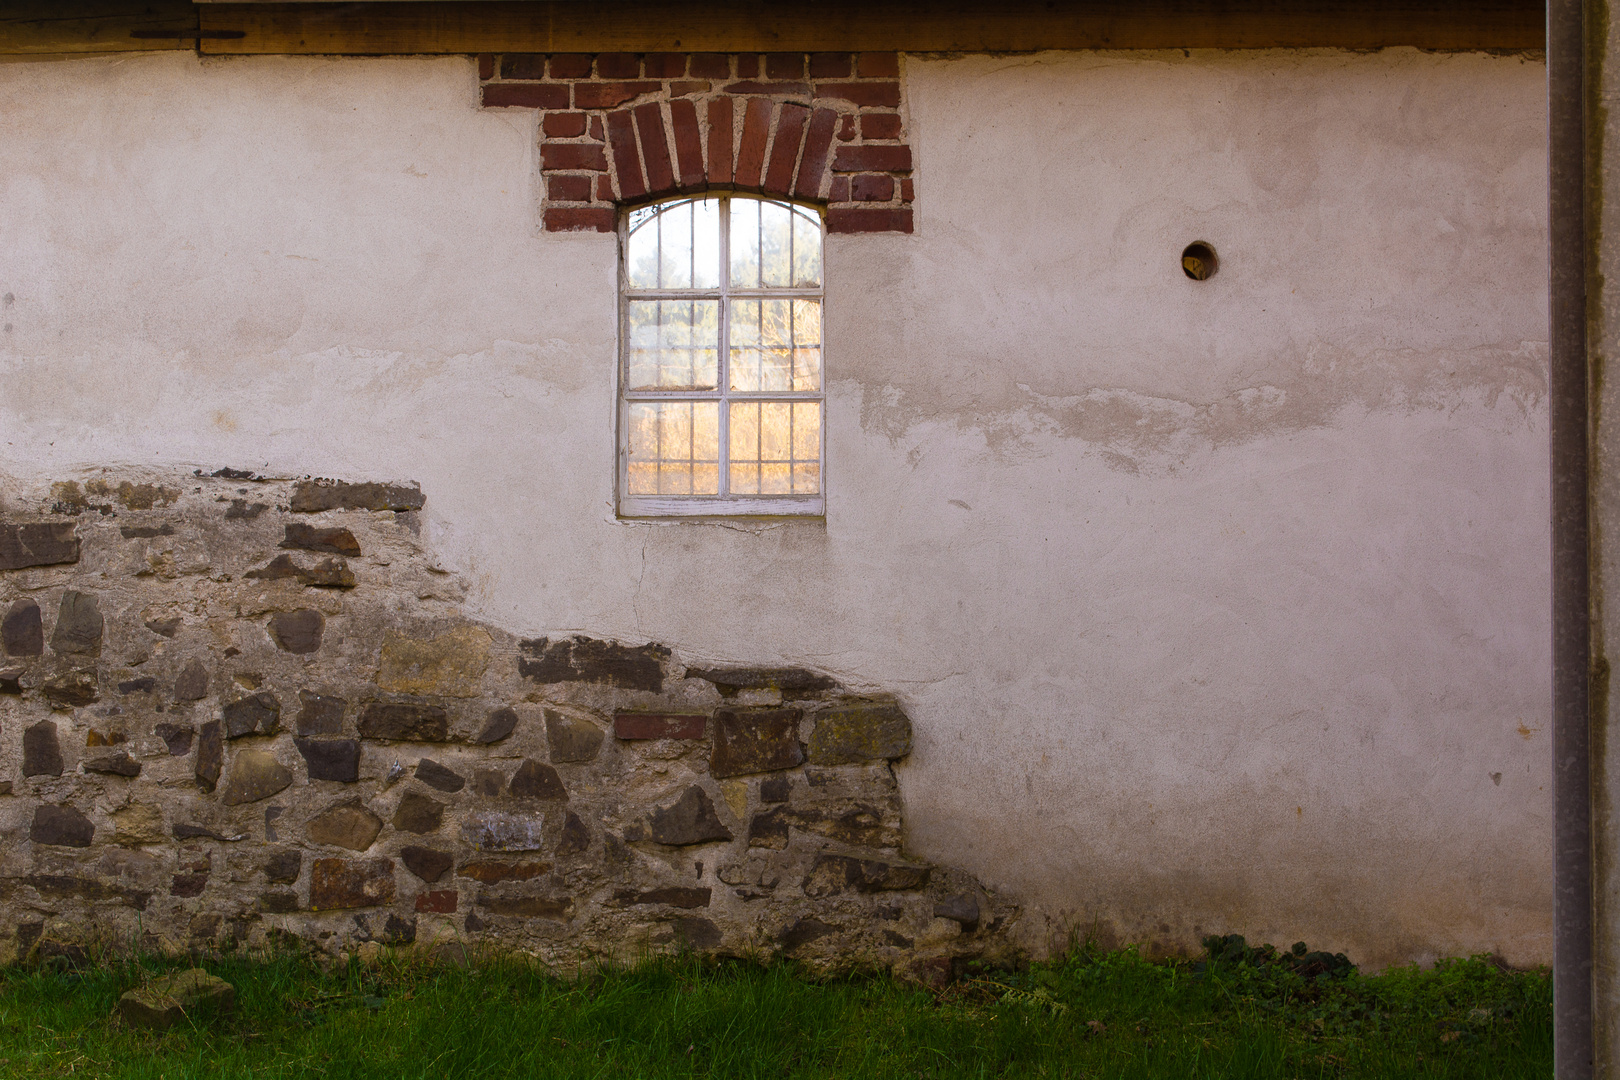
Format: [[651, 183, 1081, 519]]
[[0, 1, 198, 55], [196, 1, 1544, 55]]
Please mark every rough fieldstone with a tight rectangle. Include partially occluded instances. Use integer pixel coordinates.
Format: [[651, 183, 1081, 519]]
[[0, 522, 79, 570], [471, 768, 505, 797], [195, 720, 223, 792], [357, 702, 448, 742], [614, 887, 711, 908], [301, 557, 356, 589], [268, 609, 324, 654], [415, 889, 457, 913], [306, 802, 383, 851], [223, 497, 268, 519], [23, 720, 63, 777], [113, 803, 166, 846], [376, 626, 491, 698], [475, 894, 572, 920], [802, 854, 931, 897], [309, 857, 395, 910], [807, 702, 912, 765], [649, 786, 733, 846], [508, 759, 567, 800], [415, 758, 465, 792], [472, 706, 518, 744], [243, 553, 301, 581], [117, 969, 235, 1031], [779, 917, 837, 949], [154, 722, 194, 755], [119, 524, 174, 539], [760, 776, 791, 803], [354, 912, 417, 945], [222, 692, 281, 739], [173, 659, 208, 701], [934, 894, 981, 931], [709, 708, 805, 778], [41, 669, 98, 707], [294, 738, 360, 782], [0, 669, 19, 694], [84, 750, 141, 777], [748, 807, 791, 849], [2, 599, 43, 656], [50, 591, 103, 655], [290, 480, 424, 513], [391, 791, 445, 834], [545, 709, 604, 762], [671, 916, 723, 949], [170, 873, 208, 897], [614, 712, 706, 740], [259, 891, 298, 912], [296, 690, 345, 735], [144, 616, 181, 638], [460, 811, 547, 852], [264, 850, 302, 884], [517, 636, 667, 692], [400, 846, 453, 883], [281, 523, 362, 556], [117, 677, 157, 694], [173, 823, 240, 842], [456, 859, 550, 884], [556, 811, 591, 856], [687, 666, 839, 696], [32, 804, 93, 847], [221, 750, 293, 806]]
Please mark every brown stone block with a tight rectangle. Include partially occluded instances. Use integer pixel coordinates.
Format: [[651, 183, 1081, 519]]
[[614, 712, 705, 740], [508, 759, 567, 800], [556, 811, 591, 856], [221, 749, 293, 806], [281, 523, 361, 557], [194, 720, 223, 792], [687, 666, 839, 696], [294, 738, 360, 782], [415, 889, 457, 914], [400, 845, 453, 883], [357, 702, 449, 742], [290, 480, 424, 513], [2, 599, 43, 656], [613, 886, 710, 909], [23, 720, 63, 777], [475, 893, 572, 920], [518, 636, 668, 692], [546, 710, 604, 761], [223, 692, 281, 738], [671, 916, 722, 949], [779, 916, 837, 950], [392, 791, 446, 834], [802, 853, 930, 897], [710, 708, 804, 778], [264, 849, 302, 883], [50, 591, 102, 656], [31, 804, 93, 847], [41, 669, 98, 707], [649, 785, 732, 846], [170, 873, 208, 898], [414, 758, 465, 792], [173, 659, 208, 701], [457, 859, 551, 884], [154, 722, 193, 755], [259, 891, 299, 913], [268, 610, 324, 655], [472, 706, 518, 744], [113, 803, 165, 846], [309, 857, 395, 910], [296, 690, 346, 735], [376, 626, 491, 698], [807, 702, 912, 765], [84, 750, 141, 777], [306, 801, 383, 851], [0, 523, 79, 571]]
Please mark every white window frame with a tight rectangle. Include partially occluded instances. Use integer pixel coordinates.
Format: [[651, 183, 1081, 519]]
[[616, 194, 827, 519]]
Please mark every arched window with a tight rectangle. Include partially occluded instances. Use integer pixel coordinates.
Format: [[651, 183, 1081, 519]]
[[619, 195, 825, 517]]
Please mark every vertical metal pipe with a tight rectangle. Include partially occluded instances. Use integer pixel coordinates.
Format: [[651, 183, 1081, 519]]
[[1549, 0, 1594, 1076]]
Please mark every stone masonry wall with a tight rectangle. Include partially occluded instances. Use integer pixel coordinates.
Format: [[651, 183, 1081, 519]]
[[0, 470, 1016, 982]]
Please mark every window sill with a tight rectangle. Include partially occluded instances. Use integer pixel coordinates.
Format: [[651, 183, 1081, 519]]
[[618, 495, 824, 519]]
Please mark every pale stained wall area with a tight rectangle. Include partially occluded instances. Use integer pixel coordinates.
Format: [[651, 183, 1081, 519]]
[[0, 48, 1550, 967]]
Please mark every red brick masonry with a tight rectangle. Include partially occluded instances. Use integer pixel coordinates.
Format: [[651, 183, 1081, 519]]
[[478, 52, 915, 234]]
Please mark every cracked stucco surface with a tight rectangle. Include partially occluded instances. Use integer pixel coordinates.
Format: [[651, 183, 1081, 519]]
[[0, 48, 1551, 967]]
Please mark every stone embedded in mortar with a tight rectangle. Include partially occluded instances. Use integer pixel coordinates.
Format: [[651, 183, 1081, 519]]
[[472, 706, 518, 744], [671, 916, 722, 949], [649, 786, 733, 846], [808, 702, 912, 765], [295, 690, 345, 735], [0, 522, 79, 571], [173, 823, 242, 842], [457, 859, 550, 884], [614, 712, 705, 740], [170, 872, 208, 897], [779, 917, 837, 950], [306, 801, 383, 851], [222, 692, 281, 739], [259, 891, 298, 912], [471, 768, 505, 797], [294, 738, 360, 782], [416, 890, 457, 913], [119, 524, 174, 539], [353, 912, 417, 945], [517, 636, 667, 692], [392, 791, 445, 834], [50, 591, 103, 656], [32, 804, 94, 847], [376, 626, 491, 698], [113, 803, 165, 846], [23, 719, 64, 777], [268, 609, 324, 654], [508, 759, 567, 800], [545, 709, 604, 761], [281, 523, 361, 557], [475, 893, 572, 920], [0, 669, 20, 695], [144, 616, 181, 638], [41, 669, 98, 707], [2, 599, 43, 656], [309, 857, 396, 910], [290, 479, 424, 513], [195, 721, 223, 792], [687, 666, 840, 697], [117, 677, 156, 694], [556, 812, 591, 856], [223, 498, 267, 520], [244, 554, 300, 581], [709, 708, 805, 778], [116, 968, 235, 1031], [154, 722, 194, 755], [246, 553, 357, 589], [749, 801, 898, 850], [357, 702, 449, 742], [401, 845, 453, 883], [802, 854, 930, 897], [173, 659, 209, 701], [613, 887, 711, 909], [934, 894, 981, 931], [415, 759, 465, 792], [760, 776, 791, 803], [461, 811, 547, 852], [221, 750, 293, 806], [84, 750, 141, 777], [264, 850, 302, 884]]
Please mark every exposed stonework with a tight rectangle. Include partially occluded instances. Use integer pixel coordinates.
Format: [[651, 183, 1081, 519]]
[[0, 471, 1018, 977]]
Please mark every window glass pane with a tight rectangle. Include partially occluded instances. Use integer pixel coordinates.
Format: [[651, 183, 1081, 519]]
[[729, 197, 760, 289], [728, 298, 821, 392], [627, 402, 720, 495], [758, 200, 793, 287], [627, 198, 721, 289], [626, 300, 719, 390], [728, 401, 821, 495], [791, 206, 822, 287]]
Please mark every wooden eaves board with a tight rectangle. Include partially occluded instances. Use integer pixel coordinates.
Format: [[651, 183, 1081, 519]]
[[2, 1, 1547, 57]]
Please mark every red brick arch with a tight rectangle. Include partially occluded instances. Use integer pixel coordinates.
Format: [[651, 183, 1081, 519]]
[[478, 51, 914, 233]]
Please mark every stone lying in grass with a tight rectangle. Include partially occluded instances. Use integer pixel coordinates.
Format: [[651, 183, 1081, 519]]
[[116, 968, 235, 1030]]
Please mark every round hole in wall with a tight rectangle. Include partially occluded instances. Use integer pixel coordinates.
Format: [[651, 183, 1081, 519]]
[[1181, 242, 1217, 281]]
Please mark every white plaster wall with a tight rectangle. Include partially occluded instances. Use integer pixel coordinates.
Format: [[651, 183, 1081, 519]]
[[0, 48, 1550, 967]]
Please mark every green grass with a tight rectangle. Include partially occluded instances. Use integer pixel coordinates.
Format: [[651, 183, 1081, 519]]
[[0, 937, 1550, 1079]]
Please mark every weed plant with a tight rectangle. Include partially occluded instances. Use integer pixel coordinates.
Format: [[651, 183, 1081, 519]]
[[0, 936, 1550, 1078]]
